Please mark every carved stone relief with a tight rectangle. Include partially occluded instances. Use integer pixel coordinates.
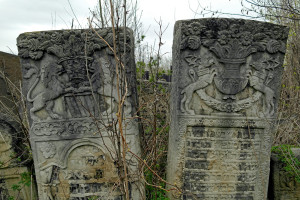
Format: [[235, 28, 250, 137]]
[[178, 19, 287, 117], [18, 29, 142, 199], [37, 142, 121, 199], [18, 29, 133, 122], [40, 142, 56, 159], [167, 18, 289, 200]]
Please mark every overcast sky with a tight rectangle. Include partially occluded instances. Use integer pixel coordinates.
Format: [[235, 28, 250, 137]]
[[0, 0, 247, 55]]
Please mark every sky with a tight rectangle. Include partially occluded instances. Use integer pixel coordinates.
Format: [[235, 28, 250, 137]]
[[0, 0, 249, 56]]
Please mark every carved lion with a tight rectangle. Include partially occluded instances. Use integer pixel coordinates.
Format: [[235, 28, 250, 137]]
[[249, 75, 275, 116], [24, 63, 67, 121], [180, 59, 216, 114]]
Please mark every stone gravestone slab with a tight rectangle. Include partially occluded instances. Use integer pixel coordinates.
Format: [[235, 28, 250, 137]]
[[0, 116, 37, 200], [0, 52, 38, 200], [167, 18, 289, 200], [269, 149, 300, 200], [17, 29, 142, 199]]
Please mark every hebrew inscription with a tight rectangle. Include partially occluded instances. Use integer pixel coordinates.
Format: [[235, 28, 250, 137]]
[[167, 18, 289, 199], [183, 126, 263, 200], [18, 29, 142, 199]]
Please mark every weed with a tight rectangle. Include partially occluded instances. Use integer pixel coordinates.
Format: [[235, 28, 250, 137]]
[[272, 145, 300, 183]]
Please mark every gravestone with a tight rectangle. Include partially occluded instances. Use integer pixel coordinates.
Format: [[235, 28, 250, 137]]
[[17, 28, 142, 199], [0, 116, 38, 200], [269, 149, 300, 200], [0, 51, 22, 109], [0, 52, 37, 200], [167, 18, 289, 200]]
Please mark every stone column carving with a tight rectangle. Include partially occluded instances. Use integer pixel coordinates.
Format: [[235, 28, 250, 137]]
[[167, 18, 289, 200], [17, 29, 142, 199]]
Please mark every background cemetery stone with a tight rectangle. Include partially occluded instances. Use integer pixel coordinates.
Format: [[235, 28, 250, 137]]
[[269, 148, 300, 200], [167, 18, 289, 199], [0, 52, 37, 200], [17, 28, 142, 199], [0, 115, 37, 200], [0, 52, 22, 111]]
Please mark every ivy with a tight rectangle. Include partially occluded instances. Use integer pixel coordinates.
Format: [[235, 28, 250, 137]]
[[11, 172, 32, 193]]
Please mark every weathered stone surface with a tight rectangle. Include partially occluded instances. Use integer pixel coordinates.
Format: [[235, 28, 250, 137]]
[[0, 51, 22, 86], [0, 116, 37, 200], [0, 52, 37, 199], [0, 167, 36, 200], [0, 52, 23, 129], [17, 29, 142, 199], [269, 149, 300, 200], [167, 18, 289, 199]]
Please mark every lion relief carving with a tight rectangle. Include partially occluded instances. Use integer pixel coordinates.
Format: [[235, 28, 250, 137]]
[[180, 55, 277, 116], [24, 63, 68, 121], [180, 57, 217, 114]]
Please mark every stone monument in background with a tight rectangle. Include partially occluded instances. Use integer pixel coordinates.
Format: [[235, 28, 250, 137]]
[[269, 149, 300, 200], [0, 116, 37, 200], [167, 18, 289, 199], [0, 51, 37, 200], [17, 28, 142, 199]]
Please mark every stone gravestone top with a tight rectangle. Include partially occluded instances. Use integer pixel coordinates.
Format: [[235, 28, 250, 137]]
[[167, 18, 289, 200], [17, 28, 142, 199]]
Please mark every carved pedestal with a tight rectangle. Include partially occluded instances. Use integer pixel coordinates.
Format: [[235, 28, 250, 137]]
[[17, 29, 142, 199], [167, 18, 289, 200]]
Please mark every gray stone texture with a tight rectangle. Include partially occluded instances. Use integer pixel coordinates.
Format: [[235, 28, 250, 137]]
[[0, 52, 22, 113], [167, 18, 289, 199], [0, 52, 38, 200], [0, 116, 38, 200], [269, 149, 300, 200], [17, 29, 142, 199]]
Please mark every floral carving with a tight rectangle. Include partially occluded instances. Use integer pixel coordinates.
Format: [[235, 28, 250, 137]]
[[32, 120, 98, 136], [183, 21, 205, 36], [180, 18, 288, 54], [17, 28, 132, 60], [181, 21, 206, 50], [40, 142, 56, 159], [230, 24, 241, 37], [240, 32, 253, 46], [218, 30, 231, 45]]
